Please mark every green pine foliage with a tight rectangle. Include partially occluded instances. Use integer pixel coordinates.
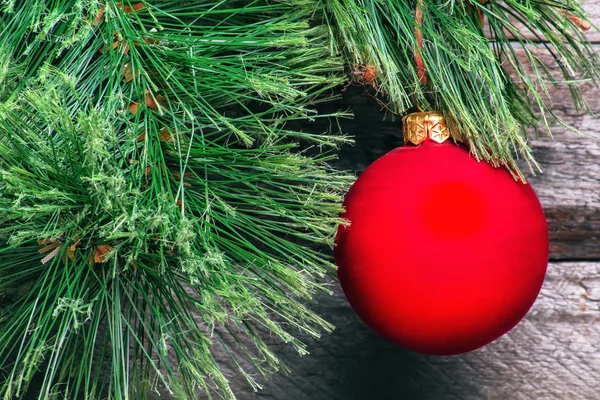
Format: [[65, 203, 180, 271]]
[[323, 0, 600, 179], [0, 1, 352, 398]]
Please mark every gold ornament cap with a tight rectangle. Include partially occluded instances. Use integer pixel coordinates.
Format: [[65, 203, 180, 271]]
[[402, 111, 451, 145]]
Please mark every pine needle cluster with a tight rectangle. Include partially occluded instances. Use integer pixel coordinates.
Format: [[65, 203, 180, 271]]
[[0, 1, 352, 398], [323, 0, 600, 178]]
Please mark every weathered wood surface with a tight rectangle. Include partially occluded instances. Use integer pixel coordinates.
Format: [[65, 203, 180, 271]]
[[529, 127, 600, 260], [580, 0, 600, 42], [236, 262, 600, 400]]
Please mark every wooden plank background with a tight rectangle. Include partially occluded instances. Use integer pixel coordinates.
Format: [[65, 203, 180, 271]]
[[228, 11, 600, 400]]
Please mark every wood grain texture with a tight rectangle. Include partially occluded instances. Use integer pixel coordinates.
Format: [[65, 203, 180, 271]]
[[529, 129, 600, 260], [517, 46, 600, 260], [196, 263, 600, 400], [235, 262, 600, 400]]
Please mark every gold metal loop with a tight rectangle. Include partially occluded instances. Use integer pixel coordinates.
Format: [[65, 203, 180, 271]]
[[402, 111, 451, 145]]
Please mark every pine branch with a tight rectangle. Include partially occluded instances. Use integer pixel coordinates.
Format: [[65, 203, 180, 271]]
[[0, 1, 353, 398], [322, 0, 600, 179]]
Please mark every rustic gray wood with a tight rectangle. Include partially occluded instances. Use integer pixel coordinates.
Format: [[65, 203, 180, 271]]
[[518, 46, 600, 260], [583, 0, 600, 42], [237, 262, 600, 400], [529, 128, 600, 260]]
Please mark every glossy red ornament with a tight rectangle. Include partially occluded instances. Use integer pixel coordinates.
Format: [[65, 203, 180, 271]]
[[335, 140, 549, 356]]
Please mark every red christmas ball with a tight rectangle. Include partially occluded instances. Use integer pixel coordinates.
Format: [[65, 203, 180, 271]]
[[335, 140, 549, 356]]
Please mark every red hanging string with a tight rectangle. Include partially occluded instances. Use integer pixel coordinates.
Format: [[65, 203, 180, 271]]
[[414, 0, 427, 86]]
